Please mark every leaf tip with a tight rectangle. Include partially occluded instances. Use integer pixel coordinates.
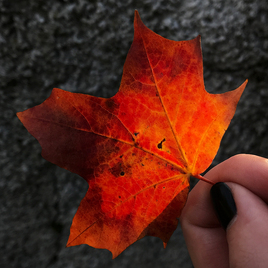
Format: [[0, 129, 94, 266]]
[[242, 79, 248, 87], [16, 111, 22, 119], [134, 10, 144, 29], [16, 110, 28, 125], [234, 79, 248, 100], [134, 9, 140, 19]]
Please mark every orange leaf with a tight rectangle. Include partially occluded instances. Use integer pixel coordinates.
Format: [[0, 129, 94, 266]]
[[17, 11, 247, 258]]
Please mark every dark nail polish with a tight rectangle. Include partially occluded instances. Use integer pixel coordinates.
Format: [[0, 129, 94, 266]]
[[210, 182, 237, 230]]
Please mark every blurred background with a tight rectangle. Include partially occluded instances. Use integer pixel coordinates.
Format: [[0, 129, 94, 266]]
[[1, 0, 268, 267]]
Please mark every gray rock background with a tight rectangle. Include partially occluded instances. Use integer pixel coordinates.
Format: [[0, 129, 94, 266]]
[[1, 0, 268, 267]]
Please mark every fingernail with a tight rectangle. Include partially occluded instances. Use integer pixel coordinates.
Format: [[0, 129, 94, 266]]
[[210, 182, 237, 230]]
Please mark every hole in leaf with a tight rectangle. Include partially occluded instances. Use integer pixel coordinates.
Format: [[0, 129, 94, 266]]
[[157, 138, 166, 149], [120, 171, 125, 176]]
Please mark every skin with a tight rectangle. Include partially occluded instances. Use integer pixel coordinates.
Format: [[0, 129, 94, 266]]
[[180, 154, 268, 268]]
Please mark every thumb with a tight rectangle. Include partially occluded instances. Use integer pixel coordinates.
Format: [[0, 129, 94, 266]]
[[211, 182, 268, 268]]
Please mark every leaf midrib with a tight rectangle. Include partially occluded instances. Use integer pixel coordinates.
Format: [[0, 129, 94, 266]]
[[139, 32, 188, 170]]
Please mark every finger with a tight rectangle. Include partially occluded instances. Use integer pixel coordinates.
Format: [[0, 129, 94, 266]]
[[206, 154, 268, 204], [214, 182, 268, 267], [180, 154, 268, 268], [180, 180, 229, 268]]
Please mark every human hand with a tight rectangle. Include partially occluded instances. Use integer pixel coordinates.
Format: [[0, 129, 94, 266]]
[[180, 154, 268, 268]]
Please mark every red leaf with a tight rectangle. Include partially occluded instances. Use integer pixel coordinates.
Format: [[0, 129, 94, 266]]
[[17, 11, 247, 258]]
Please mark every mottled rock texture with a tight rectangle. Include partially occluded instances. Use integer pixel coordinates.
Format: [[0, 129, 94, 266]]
[[1, 0, 268, 267]]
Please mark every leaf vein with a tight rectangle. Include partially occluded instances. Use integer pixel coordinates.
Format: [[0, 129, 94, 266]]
[[140, 33, 188, 168]]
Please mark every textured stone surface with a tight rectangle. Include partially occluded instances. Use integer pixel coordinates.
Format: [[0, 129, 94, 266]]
[[1, 0, 268, 267]]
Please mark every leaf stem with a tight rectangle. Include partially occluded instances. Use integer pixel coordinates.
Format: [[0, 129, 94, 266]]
[[194, 174, 215, 185]]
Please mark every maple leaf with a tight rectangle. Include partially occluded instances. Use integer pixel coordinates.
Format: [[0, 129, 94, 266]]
[[17, 11, 247, 258]]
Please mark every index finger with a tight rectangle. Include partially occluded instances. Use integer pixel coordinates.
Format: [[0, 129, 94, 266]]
[[206, 154, 268, 204]]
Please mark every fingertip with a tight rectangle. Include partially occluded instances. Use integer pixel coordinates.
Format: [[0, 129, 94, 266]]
[[210, 182, 237, 230]]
